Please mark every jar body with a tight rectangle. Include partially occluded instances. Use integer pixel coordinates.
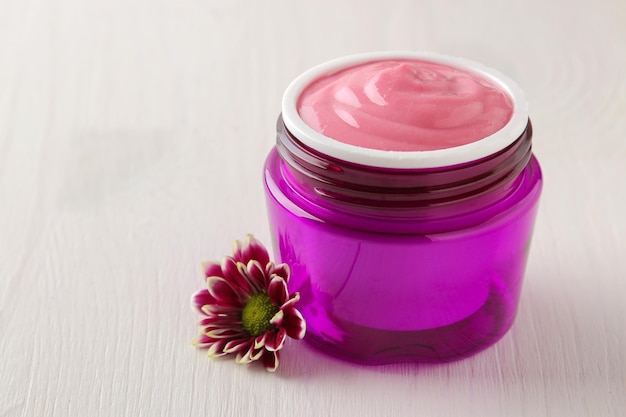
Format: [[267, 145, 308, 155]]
[[263, 147, 542, 364]]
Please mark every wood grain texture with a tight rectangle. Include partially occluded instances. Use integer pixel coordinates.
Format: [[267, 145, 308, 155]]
[[1, 0, 624, 416]]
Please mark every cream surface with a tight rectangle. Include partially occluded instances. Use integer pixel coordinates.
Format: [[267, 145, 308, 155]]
[[297, 59, 514, 151]]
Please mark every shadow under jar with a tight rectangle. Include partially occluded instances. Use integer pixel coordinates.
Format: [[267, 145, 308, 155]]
[[263, 52, 542, 365]]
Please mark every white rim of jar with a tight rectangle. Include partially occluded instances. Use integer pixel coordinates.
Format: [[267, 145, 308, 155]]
[[281, 51, 529, 169]]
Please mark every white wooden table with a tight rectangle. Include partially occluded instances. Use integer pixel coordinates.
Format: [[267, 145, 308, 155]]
[[1, 1, 625, 416]]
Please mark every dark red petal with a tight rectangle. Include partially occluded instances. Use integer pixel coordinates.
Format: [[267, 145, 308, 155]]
[[247, 260, 269, 288], [282, 307, 306, 340], [206, 277, 242, 307], [206, 327, 246, 339], [232, 238, 244, 258], [262, 350, 280, 372], [236, 344, 264, 364], [199, 316, 242, 326], [269, 310, 284, 327], [237, 261, 263, 293], [250, 347, 265, 361], [223, 338, 253, 354], [190, 289, 217, 315], [202, 320, 244, 332], [201, 304, 241, 316], [265, 328, 287, 352], [221, 257, 242, 283], [192, 333, 216, 348], [232, 236, 249, 263], [234, 273, 255, 295], [217, 256, 251, 295], [271, 263, 290, 282], [197, 316, 219, 328], [280, 292, 300, 310], [234, 235, 271, 266], [198, 316, 241, 330], [206, 339, 228, 357], [235, 348, 250, 364], [203, 260, 225, 279], [253, 333, 268, 349], [268, 276, 289, 305]]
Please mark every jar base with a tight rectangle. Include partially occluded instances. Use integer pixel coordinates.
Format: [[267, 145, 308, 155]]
[[300, 275, 517, 365]]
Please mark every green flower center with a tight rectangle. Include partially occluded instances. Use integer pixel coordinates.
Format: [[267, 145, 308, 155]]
[[241, 293, 279, 337]]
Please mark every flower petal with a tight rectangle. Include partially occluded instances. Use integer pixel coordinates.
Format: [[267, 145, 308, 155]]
[[207, 340, 228, 358], [206, 276, 242, 307], [207, 327, 247, 339], [262, 350, 280, 372], [250, 347, 265, 361], [269, 310, 284, 327], [197, 316, 218, 328], [199, 316, 241, 325], [198, 316, 241, 330], [253, 333, 268, 350], [236, 261, 267, 293], [192, 333, 216, 348], [223, 338, 253, 354], [282, 307, 306, 340], [233, 235, 270, 267], [246, 260, 268, 290], [280, 292, 300, 310], [236, 345, 264, 364], [271, 263, 290, 282], [190, 289, 217, 315], [267, 276, 289, 306], [220, 256, 254, 294], [202, 260, 225, 279], [235, 346, 248, 363], [201, 304, 241, 315], [221, 256, 239, 278], [202, 321, 244, 332], [265, 328, 287, 352]]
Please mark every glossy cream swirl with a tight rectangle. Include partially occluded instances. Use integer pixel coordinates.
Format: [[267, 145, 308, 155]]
[[297, 59, 514, 151]]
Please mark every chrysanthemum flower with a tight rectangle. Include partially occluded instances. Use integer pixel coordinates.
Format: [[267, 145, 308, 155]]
[[191, 235, 306, 372]]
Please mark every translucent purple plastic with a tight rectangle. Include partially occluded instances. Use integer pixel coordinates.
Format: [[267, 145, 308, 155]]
[[263, 118, 542, 365]]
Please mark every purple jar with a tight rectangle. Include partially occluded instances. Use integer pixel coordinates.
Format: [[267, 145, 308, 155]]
[[263, 52, 542, 364]]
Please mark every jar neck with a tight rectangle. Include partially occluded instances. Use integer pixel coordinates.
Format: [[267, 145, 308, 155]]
[[276, 115, 533, 212]]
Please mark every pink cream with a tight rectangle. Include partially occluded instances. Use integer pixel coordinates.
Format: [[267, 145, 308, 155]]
[[297, 59, 514, 152]]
